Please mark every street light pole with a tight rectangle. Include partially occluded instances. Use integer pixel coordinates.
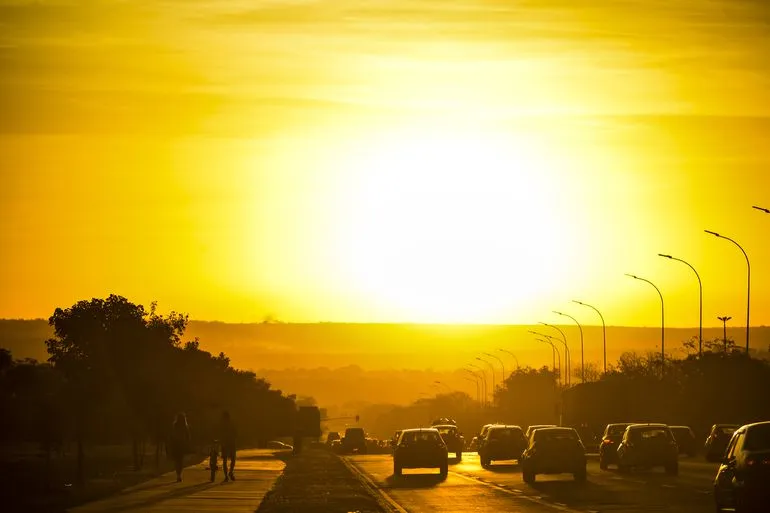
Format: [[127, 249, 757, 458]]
[[705, 230, 751, 354], [752, 205, 770, 214], [718, 315, 732, 353], [462, 370, 481, 403], [538, 322, 570, 386], [658, 254, 703, 358], [529, 330, 570, 385], [572, 300, 607, 373], [484, 352, 506, 383], [626, 273, 665, 375], [469, 364, 488, 406], [535, 337, 561, 386], [497, 348, 519, 370], [476, 357, 496, 403], [434, 380, 451, 392], [553, 312, 584, 383]]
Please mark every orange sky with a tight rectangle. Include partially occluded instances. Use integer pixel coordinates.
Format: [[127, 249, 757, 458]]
[[1, 0, 770, 327]]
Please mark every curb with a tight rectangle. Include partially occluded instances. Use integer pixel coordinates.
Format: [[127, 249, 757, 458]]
[[338, 456, 407, 513]]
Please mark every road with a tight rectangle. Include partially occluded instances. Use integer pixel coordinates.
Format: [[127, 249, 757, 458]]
[[344, 452, 719, 513]]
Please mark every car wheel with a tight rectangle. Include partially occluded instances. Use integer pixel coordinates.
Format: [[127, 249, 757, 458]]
[[456, 452, 463, 462], [480, 457, 490, 468], [665, 462, 679, 476], [523, 469, 535, 484], [599, 457, 608, 471], [574, 468, 587, 482], [393, 462, 402, 476], [440, 463, 448, 478]]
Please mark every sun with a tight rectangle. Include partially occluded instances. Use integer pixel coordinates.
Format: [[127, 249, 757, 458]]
[[334, 126, 578, 323]]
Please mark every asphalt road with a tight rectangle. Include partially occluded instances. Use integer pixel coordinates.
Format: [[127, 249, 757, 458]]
[[344, 452, 720, 513]]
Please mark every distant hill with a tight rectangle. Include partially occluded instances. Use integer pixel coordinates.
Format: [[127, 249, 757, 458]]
[[3, 318, 768, 371]]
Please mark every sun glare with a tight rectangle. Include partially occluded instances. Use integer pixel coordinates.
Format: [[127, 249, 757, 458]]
[[336, 127, 581, 323]]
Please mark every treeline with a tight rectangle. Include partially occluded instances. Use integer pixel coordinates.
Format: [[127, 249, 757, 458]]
[[0, 295, 297, 486], [359, 342, 770, 442]]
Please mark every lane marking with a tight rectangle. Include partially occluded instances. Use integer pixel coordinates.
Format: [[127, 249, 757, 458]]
[[340, 457, 408, 513], [450, 471, 585, 513]]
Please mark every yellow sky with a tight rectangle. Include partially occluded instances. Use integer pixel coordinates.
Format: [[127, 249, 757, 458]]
[[1, 0, 770, 327]]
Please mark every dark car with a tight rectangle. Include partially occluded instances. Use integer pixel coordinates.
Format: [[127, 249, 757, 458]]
[[479, 425, 527, 468], [706, 424, 740, 462], [434, 424, 464, 461], [525, 424, 557, 440], [341, 427, 367, 454], [599, 423, 633, 470], [714, 421, 770, 512], [326, 431, 340, 446], [393, 428, 448, 477], [521, 427, 587, 483], [475, 423, 500, 454], [617, 424, 678, 475], [669, 425, 697, 457]]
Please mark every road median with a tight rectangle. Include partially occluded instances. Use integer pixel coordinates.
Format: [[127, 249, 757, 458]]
[[257, 449, 388, 513]]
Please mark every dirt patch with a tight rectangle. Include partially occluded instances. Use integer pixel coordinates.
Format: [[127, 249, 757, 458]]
[[257, 449, 386, 513]]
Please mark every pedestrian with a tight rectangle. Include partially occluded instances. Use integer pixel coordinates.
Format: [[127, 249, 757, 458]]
[[169, 412, 191, 482], [220, 411, 237, 482], [208, 439, 220, 482]]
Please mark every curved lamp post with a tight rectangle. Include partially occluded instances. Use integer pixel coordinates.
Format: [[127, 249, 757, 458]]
[[658, 254, 702, 358], [626, 273, 665, 374], [705, 230, 751, 354], [483, 352, 506, 383], [476, 357, 496, 403], [534, 337, 561, 386], [572, 300, 607, 373], [469, 364, 488, 406], [462, 370, 481, 403], [553, 311, 584, 383], [537, 322, 571, 386], [529, 330, 570, 384], [497, 348, 520, 370]]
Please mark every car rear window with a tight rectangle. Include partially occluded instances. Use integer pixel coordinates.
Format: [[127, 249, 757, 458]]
[[607, 425, 629, 436], [716, 426, 737, 436], [744, 424, 770, 452], [637, 428, 673, 441], [437, 427, 456, 435], [536, 429, 578, 442], [671, 427, 692, 438], [401, 431, 440, 444], [489, 428, 522, 440]]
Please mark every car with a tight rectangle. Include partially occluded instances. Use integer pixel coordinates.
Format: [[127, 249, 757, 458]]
[[475, 424, 501, 453], [599, 423, 633, 470], [617, 424, 678, 475], [714, 421, 770, 512], [521, 427, 587, 483], [434, 424, 465, 461], [478, 425, 527, 468], [705, 424, 740, 462], [669, 425, 697, 457], [266, 440, 294, 451], [326, 431, 340, 445], [525, 424, 557, 440], [341, 427, 367, 454], [393, 428, 449, 478]]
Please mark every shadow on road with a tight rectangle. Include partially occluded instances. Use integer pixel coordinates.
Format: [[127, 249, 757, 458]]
[[385, 473, 445, 489], [483, 462, 520, 473], [96, 481, 216, 513]]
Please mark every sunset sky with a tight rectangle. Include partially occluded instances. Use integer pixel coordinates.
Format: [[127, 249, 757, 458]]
[[1, 0, 769, 327]]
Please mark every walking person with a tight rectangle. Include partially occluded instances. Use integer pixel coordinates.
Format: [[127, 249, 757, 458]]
[[169, 412, 191, 482], [220, 411, 237, 482]]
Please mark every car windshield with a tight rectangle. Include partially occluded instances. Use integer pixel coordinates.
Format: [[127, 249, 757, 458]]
[[635, 428, 672, 442], [716, 426, 737, 437], [744, 424, 770, 451], [401, 431, 440, 444], [436, 427, 456, 435], [671, 427, 692, 438]]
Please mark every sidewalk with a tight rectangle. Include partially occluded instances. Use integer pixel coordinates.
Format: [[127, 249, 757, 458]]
[[70, 449, 285, 513]]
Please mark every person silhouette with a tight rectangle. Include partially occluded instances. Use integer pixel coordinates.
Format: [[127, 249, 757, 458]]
[[169, 412, 191, 482], [220, 411, 237, 482]]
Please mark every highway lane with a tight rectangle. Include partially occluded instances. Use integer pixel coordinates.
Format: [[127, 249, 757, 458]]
[[345, 452, 720, 513]]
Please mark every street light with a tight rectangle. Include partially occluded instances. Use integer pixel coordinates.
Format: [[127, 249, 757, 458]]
[[572, 300, 608, 373], [497, 348, 520, 370], [537, 323, 571, 386], [658, 254, 703, 358], [462, 369, 481, 403], [752, 205, 770, 214], [534, 337, 561, 386], [718, 315, 732, 353], [626, 273, 665, 374], [553, 311, 584, 383], [528, 330, 571, 385], [469, 364, 488, 406], [462, 375, 480, 403], [434, 380, 451, 392], [476, 357, 496, 403], [483, 352, 506, 383], [705, 230, 751, 354]]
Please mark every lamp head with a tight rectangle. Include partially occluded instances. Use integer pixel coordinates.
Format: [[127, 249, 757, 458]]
[[704, 230, 720, 238], [553, 310, 563, 316], [658, 254, 672, 259]]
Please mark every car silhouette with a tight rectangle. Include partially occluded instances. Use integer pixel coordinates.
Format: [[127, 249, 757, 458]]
[[617, 423, 678, 475], [479, 425, 527, 468], [434, 424, 464, 461], [714, 421, 770, 512], [669, 425, 697, 457], [521, 427, 587, 483], [705, 424, 740, 462], [599, 423, 633, 470], [393, 428, 449, 478]]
